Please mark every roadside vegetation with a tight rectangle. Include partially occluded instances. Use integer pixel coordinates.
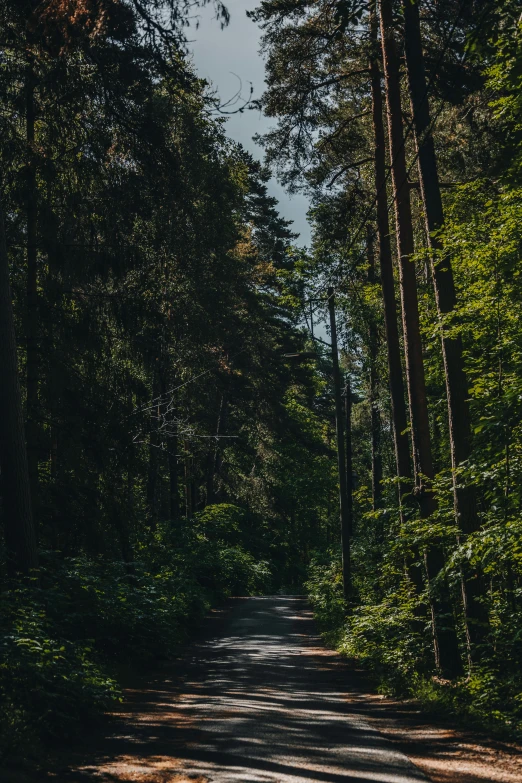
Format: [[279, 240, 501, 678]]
[[251, 0, 522, 740], [2, 0, 522, 761]]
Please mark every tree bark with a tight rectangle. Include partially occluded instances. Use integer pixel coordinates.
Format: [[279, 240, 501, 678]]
[[345, 380, 354, 526], [328, 287, 351, 600], [206, 394, 225, 506], [158, 368, 180, 523], [205, 446, 214, 506], [366, 226, 383, 510], [402, 0, 488, 656], [25, 60, 40, 525], [369, 2, 411, 508], [379, 0, 461, 676], [213, 394, 228, 502], [184, 440, 192, 519], [402, 0, 475, 530], [379, 0, 433, 514], [0, 200, 38, 575], [190, 463, 197, 515], [370, 0, 424, 611], [168, 432, 180, 522], [146, 371, 160, 527]]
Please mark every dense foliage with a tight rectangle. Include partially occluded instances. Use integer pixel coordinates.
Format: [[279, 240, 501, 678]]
[[253, 0, 522, 739], [3, 0, 522, 759], [0, 0, 339, 758]]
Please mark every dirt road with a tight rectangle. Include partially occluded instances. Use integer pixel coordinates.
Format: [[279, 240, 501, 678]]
[[21, 595, 520, 783], [68, 596, 430, 782]]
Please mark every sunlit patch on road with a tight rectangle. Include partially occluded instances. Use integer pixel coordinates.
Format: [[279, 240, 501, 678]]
[[69, 598, 429, 783]]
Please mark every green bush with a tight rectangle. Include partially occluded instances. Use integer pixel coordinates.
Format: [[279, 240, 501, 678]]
[[51, 556, 209, 662], [305, 551, 522, 740], [0, 504, 272, 759], [305, 552, 346, 645], [0, 581, 120, 756]]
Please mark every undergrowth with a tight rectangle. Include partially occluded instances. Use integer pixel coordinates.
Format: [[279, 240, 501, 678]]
[[0, 504, 271, 760], [305, 551, 522, 741]]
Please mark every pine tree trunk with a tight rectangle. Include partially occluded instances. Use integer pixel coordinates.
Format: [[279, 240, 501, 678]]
[[146, 371, 160, 526], [370, 363, 382, 510], [0, 200, 38, 576], [345, 380, 353, 527], [328, 288, 351, 599], [168, 432, 179, 522], [401, 0, 488, 656], [370, 0, 424, 608], [44, 205, 62, 549], [25, 62, 39, 525], [213, 394, 228, 502], [205, 446, 214, 506], [190, 465, 197, 514], [402, 0, 474, 528], [379, 0, 433, 513], [380, 0, 461, 676], [184, 441, 192, 519], [158, 368, 180, 523], [206, 395, 224, 506], [369, 3, 411, 506], [146, 435, 158, 526], [366, 226, 383, 510]]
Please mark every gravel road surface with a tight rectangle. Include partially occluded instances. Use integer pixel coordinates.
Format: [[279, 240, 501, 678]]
[[74, 596, 429, 782]]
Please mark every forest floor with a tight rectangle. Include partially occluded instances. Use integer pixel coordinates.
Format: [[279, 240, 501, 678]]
[[3, 596, 522, 783]]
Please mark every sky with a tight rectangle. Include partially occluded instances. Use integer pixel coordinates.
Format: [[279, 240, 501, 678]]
[[188, 0, 312, 246]]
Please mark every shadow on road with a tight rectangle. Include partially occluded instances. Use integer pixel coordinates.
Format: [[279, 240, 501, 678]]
[[55, 596, 428, 783]]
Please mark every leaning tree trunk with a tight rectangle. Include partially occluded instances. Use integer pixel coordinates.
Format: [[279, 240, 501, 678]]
[[0, 200, 38, 576], [379, 0, 461, 676], [401, 0, 488, 658], [369, 2, 411, 509]]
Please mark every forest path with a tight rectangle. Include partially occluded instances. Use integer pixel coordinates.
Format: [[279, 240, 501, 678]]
[[66, 596, 429, 783]]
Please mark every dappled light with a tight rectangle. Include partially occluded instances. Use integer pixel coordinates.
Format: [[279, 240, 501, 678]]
[[71, 598, 428, 782], [1, 2, 522, 781]]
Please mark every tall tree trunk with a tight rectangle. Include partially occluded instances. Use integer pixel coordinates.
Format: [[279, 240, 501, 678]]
[[146, 371, 160, 527], [146, 434, 158, 526], [158, 368, 180, 523], [345, 380, 354, 525], [205, 446, 214, 506], [46, 213, 61, 549], [370, 0, 424, 608], [114, 479, 134, 567], [369, 362, 382, 511], [25, 61, 40, 525], [190, 461, 197, 514], [379, 0, 461, 676], [213, 394, 228, 502], [0, 201, 38, 576], [366, 226, 383, 510], [369, 2, 411, 508], [379, 0, 433, 514], [206, 394, 225, 506], [184, 440, 192, 519], [328, 287, 351, 599], [401, 0, 488, 657], [168, 432, 180, 522]]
